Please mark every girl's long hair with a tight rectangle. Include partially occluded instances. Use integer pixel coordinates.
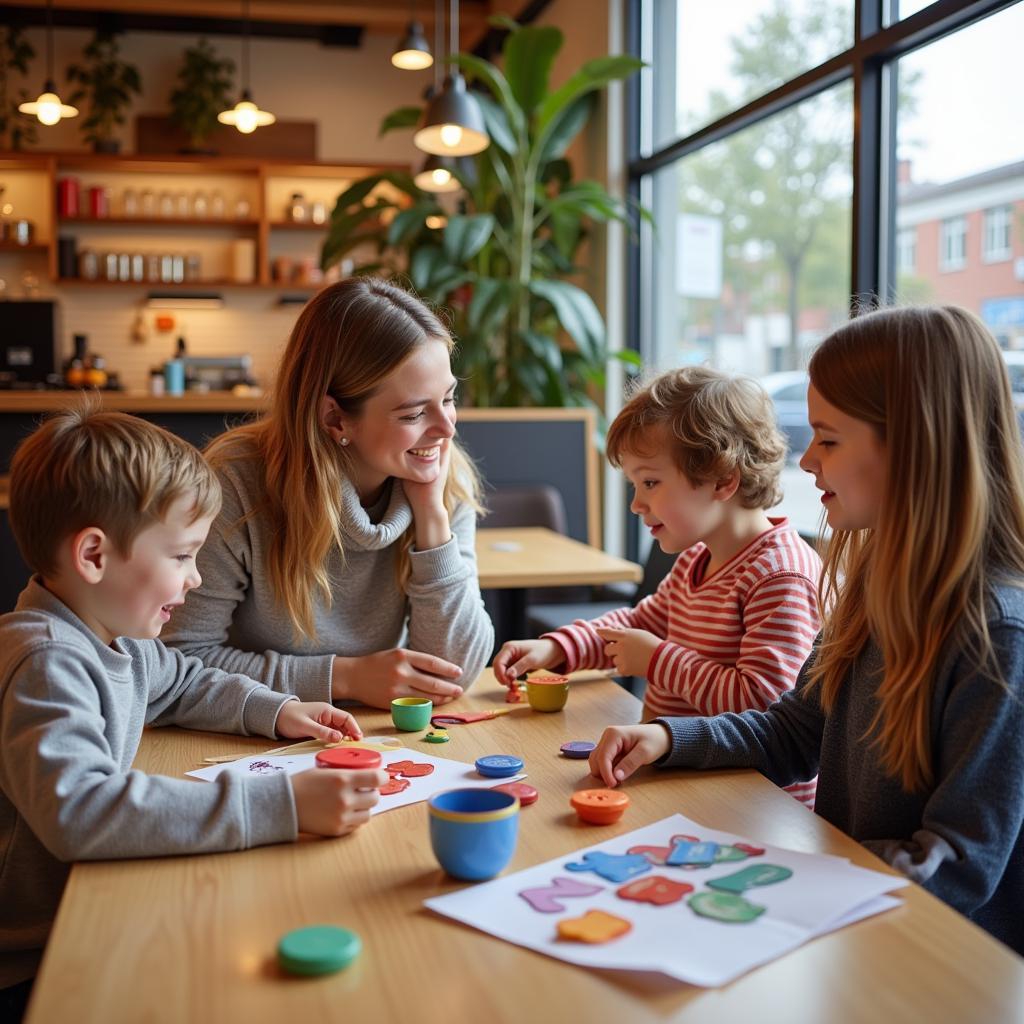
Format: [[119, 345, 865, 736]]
[[807, 305, 1024, 791], [206, 277, 481, 641]]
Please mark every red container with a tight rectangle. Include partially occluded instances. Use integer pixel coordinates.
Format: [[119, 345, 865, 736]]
[[57, 177, 79, 218], [88, 186, 109, 219]]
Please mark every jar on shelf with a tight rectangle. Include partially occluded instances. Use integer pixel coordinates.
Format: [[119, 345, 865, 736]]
[[171, 254, 185, 283], [130, 253, 145, 282], [88, 186, 110, 219], [310, 200, 327, 225], [117, 252, 131, 282], [210, 190, 225, 218], [122, 188, 139, 217], [78, 248, 99, 280], [192, 191, 208, 218], [141, 189, 156, 217], [185, 252, 201, 282], [158, 191, 174, 218], [234, 196, 251, 219], [104, 252, 118, 281], [160, 253, 174, 282], [57, 177, 80, 218], [175, 192, 190, 218], [287, 193, 307, 222]]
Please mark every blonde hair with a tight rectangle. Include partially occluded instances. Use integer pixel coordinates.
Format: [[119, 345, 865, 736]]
[[606, 365, 786, 508], [807, 305, 1024, 791], [9, 401, 221, 576], [206, 277, 482, 641]]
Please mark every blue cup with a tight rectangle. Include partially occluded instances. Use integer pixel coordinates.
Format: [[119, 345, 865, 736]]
[[164, 359, 185, 396], [428, 788, 520, 881]]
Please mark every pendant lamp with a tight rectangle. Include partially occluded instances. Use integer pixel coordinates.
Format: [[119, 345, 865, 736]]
[[218, 0, 275, 134], [19, 0, 77, 125], [414, 154, 461, 193], [391, 1, 433, 70], [413, 0, 488, 157]]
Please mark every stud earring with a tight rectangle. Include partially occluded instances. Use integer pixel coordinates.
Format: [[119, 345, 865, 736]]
[[340, 437, 350, 446]]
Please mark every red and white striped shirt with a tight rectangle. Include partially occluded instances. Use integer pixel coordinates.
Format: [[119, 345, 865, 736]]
[[545, 518, 822, 807]]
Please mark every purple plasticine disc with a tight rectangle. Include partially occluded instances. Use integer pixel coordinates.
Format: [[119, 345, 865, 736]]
[[560, 741, 596, 759]]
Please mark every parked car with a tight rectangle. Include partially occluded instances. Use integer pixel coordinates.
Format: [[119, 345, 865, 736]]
[[758, 371, 811, 462], [1001, 350, 1024, 404]]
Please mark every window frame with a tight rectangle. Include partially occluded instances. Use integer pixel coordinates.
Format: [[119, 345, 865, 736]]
[[983, 204, 1013, 263], [940, 215, 968, 272]]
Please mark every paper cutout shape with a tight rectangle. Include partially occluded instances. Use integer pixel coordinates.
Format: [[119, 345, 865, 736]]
[[565, 852, 651, 883], [380, 777, 411, 796], [707, 864, 793, 893], [556, 910, 632, 944], [666, 840, 720, 867], [712, 845, 750, 863], [734, 842, 765, 857], [518, 877, 604, 913], [385, 760, 435, 778], [616, 875, 694, 906], [628, 833, 698, 866], [689, 891, 766, 923]]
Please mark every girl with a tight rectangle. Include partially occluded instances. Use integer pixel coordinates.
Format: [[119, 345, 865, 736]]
[[165, 278, 494, 709], [589, 306, 1024, 954]]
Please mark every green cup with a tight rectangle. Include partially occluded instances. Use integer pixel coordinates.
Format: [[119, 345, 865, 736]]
[[391, 696, 433, 731]]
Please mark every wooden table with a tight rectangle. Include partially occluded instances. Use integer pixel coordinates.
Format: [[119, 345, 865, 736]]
[[27, 672, 1024, 1024], [476, 526, 643, 639]]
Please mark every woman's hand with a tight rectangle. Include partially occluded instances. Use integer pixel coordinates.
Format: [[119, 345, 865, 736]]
[[275, 700, 363, 743], [331, 648, 464, 708], [588, 723, 672, 787], [492, 638, 565, 687], [403, 437, 452, 551]]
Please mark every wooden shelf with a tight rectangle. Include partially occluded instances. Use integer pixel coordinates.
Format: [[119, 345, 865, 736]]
[[58, 217, 260, 228], [268, 220, 329, 230], [0, 242, 49, 252], [56, 277, 264, 288]]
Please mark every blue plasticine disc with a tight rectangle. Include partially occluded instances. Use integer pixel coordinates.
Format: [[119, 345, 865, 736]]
[[475, 754, 524, 778], [277, 926, 361, 976]]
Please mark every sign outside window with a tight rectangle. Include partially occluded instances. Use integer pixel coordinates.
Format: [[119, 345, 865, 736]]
[[676, 214, 723, 299]]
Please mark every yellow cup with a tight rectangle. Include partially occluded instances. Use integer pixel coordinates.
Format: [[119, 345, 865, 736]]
[[526, 674, 570, 712]]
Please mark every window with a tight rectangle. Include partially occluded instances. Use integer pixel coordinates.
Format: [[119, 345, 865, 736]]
[[984, 206, 1012, 263], [940, 217, 967, 272], [631, 0, 1024, 546], [896, 229, 916, 274]]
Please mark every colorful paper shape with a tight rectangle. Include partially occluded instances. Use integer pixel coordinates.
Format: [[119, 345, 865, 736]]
[[616, 875, 694, 906], [707, 864, 793, 893], [556, 910, 632, 944], [666, 840, 720, 867], [385, 760, 435, 778], [689, 891, 766, 924], [565, 851, 651, 883], [518, 877, 604, 913]]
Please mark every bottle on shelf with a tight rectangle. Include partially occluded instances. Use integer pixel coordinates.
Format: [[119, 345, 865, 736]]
[[63, 334, 88, 388], [210, 190, 225, 218], [288, 192, 307, 222], [192, 191, 208, 218], [234, 195, 251, 219], [122, 188, 139, 217]]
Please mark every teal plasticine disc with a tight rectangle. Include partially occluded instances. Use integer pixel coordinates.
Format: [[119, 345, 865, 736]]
[[277, 926, 361, 976]]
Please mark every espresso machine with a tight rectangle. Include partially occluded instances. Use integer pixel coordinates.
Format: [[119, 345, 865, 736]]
[[0, 299, 56, 388]]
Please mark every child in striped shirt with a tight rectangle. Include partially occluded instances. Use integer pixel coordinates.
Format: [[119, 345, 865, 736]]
[[492, 365, 822, 806]]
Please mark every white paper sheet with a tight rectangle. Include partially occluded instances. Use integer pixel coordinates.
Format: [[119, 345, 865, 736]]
[[425, 812, 908, 987], [187, 746, 525, 815]]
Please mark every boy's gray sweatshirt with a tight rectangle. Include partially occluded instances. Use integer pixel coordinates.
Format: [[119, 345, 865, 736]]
[[164, 446, 494, 701], [655, 580, 1024, 955], [0, 580, 299, 987]]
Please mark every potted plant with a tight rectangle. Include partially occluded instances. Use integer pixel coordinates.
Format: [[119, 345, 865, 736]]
[[321, 17, 646, 410], [66, 31, 142, 154], [0, 25, 37, 151], [168, 39, 234, 154]]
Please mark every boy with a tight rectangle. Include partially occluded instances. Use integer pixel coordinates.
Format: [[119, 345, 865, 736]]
[[0, 407, 388, 1016], [493, 366, 821, 804]]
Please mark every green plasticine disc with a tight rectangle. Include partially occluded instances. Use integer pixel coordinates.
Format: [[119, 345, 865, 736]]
[[277, 925, 361, 975], [689, 891, 766, 924]]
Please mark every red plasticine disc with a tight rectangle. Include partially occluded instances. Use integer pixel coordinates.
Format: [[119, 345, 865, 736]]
[[493, 782, 538, 806], [315, 748, 383, 770]]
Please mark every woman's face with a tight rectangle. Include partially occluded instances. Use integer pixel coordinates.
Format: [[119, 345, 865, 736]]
[[331, 339, 457, 500]]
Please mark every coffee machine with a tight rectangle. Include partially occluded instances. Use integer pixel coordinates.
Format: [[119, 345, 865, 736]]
[[0, 299, 56, 388]]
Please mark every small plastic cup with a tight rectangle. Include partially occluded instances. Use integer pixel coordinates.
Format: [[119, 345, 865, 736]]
[[428, 788, 520, 880], [391, 696, 433, 731], [526, 674, 569, 712]]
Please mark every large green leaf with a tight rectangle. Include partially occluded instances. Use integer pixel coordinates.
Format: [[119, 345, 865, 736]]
[[537, 94, 594, 166], [475, 93, 517, 156], [520, 328, 563, 373], [449, 53, 526, 140], [534, 55, 643, 148], [529, 279, 605, 362], [410, 246, 445, 292], [444, 214, 495, 264], [387, 202, 436, 247], [321, 204, 387, 269], [379, 105, 422, 136], [504, 25, 563, 118], [467, 277, 512, 335]]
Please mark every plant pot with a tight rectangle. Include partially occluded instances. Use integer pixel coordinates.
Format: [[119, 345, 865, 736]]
[[92, 139, 121, 155]]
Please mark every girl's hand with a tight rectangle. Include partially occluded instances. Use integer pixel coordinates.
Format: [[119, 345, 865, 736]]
[[595, 626, 662, 678], [289, 767, 390, 837], [492, 638, 565, 687], [403, 438, 452, 550], [275, 701, 363, 743], [589, 724, 672, 787], [331, 648, 463, 708]]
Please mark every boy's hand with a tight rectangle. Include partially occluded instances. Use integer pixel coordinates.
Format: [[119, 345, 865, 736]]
[[492, 638, 565, 687], [594, 626, 661, 677], [276, 701, 363, 744], [589, 724, 672, 787], [331, 649, 463, 707], [289, 767, 390, 837]]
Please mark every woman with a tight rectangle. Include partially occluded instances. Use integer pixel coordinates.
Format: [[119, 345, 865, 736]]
[[165, 278, 494, 708]]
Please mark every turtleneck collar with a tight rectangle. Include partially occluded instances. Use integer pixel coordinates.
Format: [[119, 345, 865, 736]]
[[337, 475, 413, 551]]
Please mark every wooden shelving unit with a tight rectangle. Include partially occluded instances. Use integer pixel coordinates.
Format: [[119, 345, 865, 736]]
[[0, 151, 404, 292]]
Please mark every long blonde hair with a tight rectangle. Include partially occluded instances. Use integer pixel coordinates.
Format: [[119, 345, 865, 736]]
[[806, 305, 1024, 791], [206, 278, 482, 640]]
